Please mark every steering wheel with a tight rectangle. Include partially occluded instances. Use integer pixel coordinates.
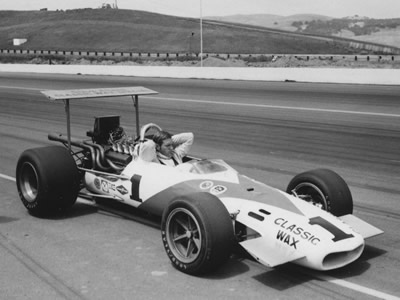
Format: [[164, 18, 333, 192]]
[[139, 123, 162, 142]]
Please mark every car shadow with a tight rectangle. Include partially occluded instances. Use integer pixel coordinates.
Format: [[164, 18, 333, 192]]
[[0, 216, 20, 224], [205, 258, 251, 279], [360, 244, 387, 261], [248, 262, 371, 291], [28, 197, 162, 227], [28, 201, 99, 220], [252, 265, 312, 291], [93, 197, 161, 229], [250, 244, 387, 290]]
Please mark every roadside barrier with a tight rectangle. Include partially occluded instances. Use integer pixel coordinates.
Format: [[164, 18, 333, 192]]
[[2, 63, 400, 86], [0, 48, 399, 62]]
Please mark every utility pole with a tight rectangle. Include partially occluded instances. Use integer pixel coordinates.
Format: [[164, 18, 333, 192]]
[[200, 0, 203, 67]]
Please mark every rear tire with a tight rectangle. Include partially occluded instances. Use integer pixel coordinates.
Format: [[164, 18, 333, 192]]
[[286, 169, 353, 217], [16, 146, 80, 216], [161, 193, 234, 275]]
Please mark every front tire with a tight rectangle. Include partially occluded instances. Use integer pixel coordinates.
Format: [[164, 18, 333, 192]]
[[286, 169, 353, 217], [16, 146, 80, 216], [161, 193, 234, 275]]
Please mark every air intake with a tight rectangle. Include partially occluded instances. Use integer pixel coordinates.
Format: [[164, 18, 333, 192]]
[[322, 244, 364, 269]]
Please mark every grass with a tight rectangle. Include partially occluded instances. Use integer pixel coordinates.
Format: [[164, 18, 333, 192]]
[[0, 9, 371, 55]]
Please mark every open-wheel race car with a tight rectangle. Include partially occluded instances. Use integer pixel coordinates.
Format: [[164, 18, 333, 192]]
[[16, 86, 383, 275]]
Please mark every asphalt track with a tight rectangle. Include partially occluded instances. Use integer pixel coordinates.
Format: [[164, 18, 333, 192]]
[[0, 72, 399, 299]]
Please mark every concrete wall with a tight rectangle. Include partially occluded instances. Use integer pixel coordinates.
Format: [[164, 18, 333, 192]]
[[1, 63, 400, 85]]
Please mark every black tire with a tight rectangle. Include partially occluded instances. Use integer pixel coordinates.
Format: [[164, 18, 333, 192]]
[[286, 169, 353, 217], [16, 146, 80, 216], [161, 193, 234, 275]]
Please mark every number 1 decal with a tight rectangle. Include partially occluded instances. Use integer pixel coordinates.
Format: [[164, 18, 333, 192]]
[[130, 174, 142, 202], [309, 216, 354, 242]]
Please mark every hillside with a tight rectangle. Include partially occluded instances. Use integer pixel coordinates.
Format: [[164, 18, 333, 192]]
[[0, 9, 385, 55], [210, 14, 400, 48]]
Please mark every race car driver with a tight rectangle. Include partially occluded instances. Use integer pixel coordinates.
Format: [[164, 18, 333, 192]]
[[152, 131, 194, 166], [137, 130, 194, 166]]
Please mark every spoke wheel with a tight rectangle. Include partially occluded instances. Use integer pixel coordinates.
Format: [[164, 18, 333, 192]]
[[161, 193, 234, 275], [165, 208, 202, 264]]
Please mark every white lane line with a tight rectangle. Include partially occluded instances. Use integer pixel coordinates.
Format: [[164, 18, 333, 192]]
[[0, 173, 16, 182], [300, 269, 400, 300], [144, 96, 400, 118], [1, 171, 399, 299], [1, 85, 399, 118]]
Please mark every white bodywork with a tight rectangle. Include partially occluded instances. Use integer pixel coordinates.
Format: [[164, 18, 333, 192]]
[[84, 158, 383, 271]]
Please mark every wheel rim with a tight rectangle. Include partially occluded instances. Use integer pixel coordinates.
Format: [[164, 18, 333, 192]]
[[165, 207, 202, 264], [293, 182, 327, 210], [19, 162, 39, 203]]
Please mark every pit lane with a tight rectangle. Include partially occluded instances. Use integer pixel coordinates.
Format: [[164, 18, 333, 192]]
[[0, 73, 399, 299]]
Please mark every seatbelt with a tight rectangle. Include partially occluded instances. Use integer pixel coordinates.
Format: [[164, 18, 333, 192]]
[[159, 156, 178, 166]]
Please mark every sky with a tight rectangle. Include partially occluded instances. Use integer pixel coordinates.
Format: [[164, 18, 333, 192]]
[[1, 0, 399, 19]]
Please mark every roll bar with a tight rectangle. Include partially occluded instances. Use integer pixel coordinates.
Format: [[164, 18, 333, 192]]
[[41, 86, 158, 150]]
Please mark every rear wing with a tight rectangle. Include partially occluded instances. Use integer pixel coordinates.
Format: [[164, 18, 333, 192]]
[[41, 86, 158, 149], [41, 86, 158, 101]]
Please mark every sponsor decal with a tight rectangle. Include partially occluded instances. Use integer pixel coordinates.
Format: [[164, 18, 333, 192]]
[[94, 176, 121, 194], [274, 218, 320, 246], [210, 185, 227, 195], [275, 216, 354, 244], [101, 180, 109, 193], [130, 174, 142, 202], [200, 181, 213, 189], [276, 230, 299, 249], [199, 181, 227, 195], [100, 179, 116, 194], [116, 185, 128, 195], [309, 216, 353, 242], [94, 178, 101, 190]]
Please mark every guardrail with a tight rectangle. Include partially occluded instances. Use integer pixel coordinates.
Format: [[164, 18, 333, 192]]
[[1, 48, 400, 62]]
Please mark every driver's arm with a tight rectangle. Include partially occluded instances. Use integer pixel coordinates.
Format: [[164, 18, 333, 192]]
[[172, 132, 194, 158], [137, 140, 157, 162]]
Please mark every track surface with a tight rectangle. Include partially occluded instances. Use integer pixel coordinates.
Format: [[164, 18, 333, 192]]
[[0, 72, 399, 299]]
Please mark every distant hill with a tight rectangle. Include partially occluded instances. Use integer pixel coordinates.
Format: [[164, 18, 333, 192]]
[[207, 14, 333, 32], [0, 9, 398, 54], [293, 17, 400, 48], [208, 14, 400, 48]]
